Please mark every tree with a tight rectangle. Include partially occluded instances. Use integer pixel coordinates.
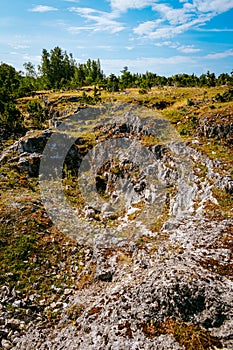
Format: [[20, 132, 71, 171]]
[[27, 100, 46, 128], [0, 101, 23, 130], [206, 71, 216, 87], [0, 63, 21, 99], [17, 62, 38, 95], [199, 73, 207, 87], [0, 63, 23, 131], [23, 62, 37, 78], [217, 73, 231, 86], [106, 74, 119, 92], [39, 47, 76, 89], [119, 66, 132, 89]]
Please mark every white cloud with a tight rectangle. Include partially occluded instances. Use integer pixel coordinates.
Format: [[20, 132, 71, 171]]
[[101, 55, 196, 75], [196, 27, 233, 32], [135, 21, 200, 39], [154, 41, 175, 47], [177, 45, 201, 53], [11, 44, 30, 50], [154, 41, 201, 53], [205, 49, 233, 59], [68, 7, 125, 33], [133, 20, 162, 36], [152, 3, 195, 25], [29, 5, 58, 13], [96, 45, 113, 50], [134, 0, 233, 40], [9, 51, 41, 63], [108, 0, 156, 13], [67, 26, 94, 34], [193, 0, 233, 13]]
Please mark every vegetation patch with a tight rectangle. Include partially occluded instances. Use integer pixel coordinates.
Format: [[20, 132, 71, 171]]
[[203, 187, 233, 219], [140, 317, 223, 349]]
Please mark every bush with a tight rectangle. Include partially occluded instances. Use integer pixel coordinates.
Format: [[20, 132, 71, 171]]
[[0, 102, 23, 131], [27, 100, 46, 128], [214, 88, 233, 103], [138, 88, 148, 94], [187, 98, 195, 106]]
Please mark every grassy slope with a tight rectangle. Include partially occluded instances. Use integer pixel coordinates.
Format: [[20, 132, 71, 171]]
[[2, 85, 233, 290], [0, 86, 232, 347]]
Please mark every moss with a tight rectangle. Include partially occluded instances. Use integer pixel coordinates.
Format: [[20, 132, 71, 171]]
[[76, 262, 96, 290], [140, 317, 223, 349], [196, 224, 233, 279], [87, 306, 102, 319], [140, 134, 161, 146], [149, 201, 170, 233], [67, 304, 85, 320], [118, 321, 133, 338], [204, 187, 233, 219]]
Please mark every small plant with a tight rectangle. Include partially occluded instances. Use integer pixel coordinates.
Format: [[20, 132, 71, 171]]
[[214, 88, 233, 103], [140, 317, 223, 349], [27, 100, 46, 128], [138, 88, 148, 94], [203, 90, 208, 101], [209, 104, 215, 109], [67, 303, 85, 320], [187, 98, 195, 106]]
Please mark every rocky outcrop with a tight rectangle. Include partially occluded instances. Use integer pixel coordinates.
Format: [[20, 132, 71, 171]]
[[1, 103, 233, 349], [197, 114, 233, 143], [11, 217, 233, 350]]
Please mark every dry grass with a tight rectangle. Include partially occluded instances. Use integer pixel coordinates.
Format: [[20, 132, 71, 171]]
[[140, 317, 223, 349]]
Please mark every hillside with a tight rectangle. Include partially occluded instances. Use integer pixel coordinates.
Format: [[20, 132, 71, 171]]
[[0, 86, 233, 349]]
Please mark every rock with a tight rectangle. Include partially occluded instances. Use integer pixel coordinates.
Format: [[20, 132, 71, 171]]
[[2, 104, 233, 350], [6, 319, 21, 331], [197, 118, 233, 143], [18, 152, 41, 177], [11, 301, 22, 308], [1, 339, 12, 349], [101, 203, 118, 220], [0, 329, 8, 338], [216, 176, 233, 194], [18, 130, 52, 154]]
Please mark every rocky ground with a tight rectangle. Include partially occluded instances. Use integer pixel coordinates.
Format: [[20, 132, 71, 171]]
[[0, 102, 232, 349]]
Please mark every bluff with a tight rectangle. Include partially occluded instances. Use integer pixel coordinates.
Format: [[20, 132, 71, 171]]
[[0, 103, 232, 350]]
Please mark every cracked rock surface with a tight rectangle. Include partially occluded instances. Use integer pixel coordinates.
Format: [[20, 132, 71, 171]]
[[1, 104, 232, 349]]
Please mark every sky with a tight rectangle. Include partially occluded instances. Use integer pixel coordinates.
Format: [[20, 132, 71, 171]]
[[0, 0, 233, 76]]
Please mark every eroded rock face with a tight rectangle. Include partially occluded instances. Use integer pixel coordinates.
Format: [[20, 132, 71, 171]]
[[1, 104, 233, 349], [197, 117, 233, 144], [12, 219, 233, 349]]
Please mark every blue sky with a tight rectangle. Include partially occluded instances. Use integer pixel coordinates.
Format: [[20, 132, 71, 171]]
[[0, 0, 233, 76]]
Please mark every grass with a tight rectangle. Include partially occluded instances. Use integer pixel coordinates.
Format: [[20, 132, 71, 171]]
[[204, 187, 233, 219], [0, 161, 88, 304], [140, 317, 223, 349], [1, 85, 232, 343]]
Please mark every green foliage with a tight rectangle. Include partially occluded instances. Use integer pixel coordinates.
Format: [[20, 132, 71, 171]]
[[0, 101, 23, 130], [138, 88, 148, 94], [214, 88, 233, 102], [119, 66, 133, 89], [27, 100, 46, 128], [217, 72, 232, 86], [1, 48, 232, 98], [39, 47, 76, 89], [0, 63, 21, 99], [0, 63, 24, 131], [106, 74, 119, 92], [187, 98, 195, 106]]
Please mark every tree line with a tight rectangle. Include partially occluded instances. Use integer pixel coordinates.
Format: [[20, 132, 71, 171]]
[[0, 46, 233, 131]]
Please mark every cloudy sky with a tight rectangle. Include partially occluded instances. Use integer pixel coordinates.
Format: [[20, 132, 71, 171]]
[[0, 0, 233, 76]]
